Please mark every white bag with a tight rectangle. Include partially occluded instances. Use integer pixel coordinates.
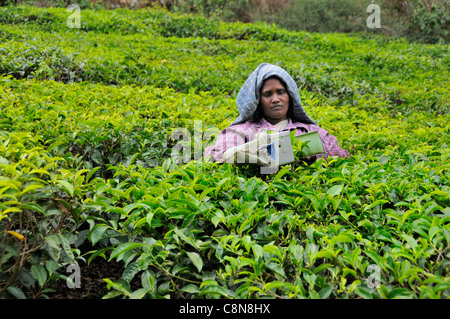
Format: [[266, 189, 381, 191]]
[[223, 131, 273, 166]]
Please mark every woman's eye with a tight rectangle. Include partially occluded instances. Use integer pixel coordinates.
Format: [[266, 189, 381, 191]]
[[262, 89, 285, 97]]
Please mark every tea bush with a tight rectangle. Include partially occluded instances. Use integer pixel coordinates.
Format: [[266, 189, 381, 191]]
[[0, 5, 449, 299], [172, 0, 449, 44], [0, 5, 448, 115]]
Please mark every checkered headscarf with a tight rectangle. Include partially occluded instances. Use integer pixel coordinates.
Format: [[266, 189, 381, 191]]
[[232, 63, 315, 126]]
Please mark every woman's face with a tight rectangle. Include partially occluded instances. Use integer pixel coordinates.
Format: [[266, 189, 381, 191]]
[[260, 78, 290, 125]]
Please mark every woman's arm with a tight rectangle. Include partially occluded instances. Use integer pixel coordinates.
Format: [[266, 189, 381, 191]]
[[204, 126, 247, 162], [206, 122, 349, 162]]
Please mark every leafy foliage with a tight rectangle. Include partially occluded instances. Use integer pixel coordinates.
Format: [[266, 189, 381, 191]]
[[173, 0, 449, 44], [0, 5, 449, 299]]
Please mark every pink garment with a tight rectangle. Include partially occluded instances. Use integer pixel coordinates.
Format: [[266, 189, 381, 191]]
[[204, 117, 349, 162]]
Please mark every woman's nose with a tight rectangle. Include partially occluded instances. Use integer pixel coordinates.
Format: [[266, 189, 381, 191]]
[[271, 94, 280, 103]]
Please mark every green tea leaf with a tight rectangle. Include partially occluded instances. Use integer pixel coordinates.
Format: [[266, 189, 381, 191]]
[[86, 167, 101, 182], [31, 264, 48, 287], [199, 284, 232, 298], [19, 183, 44, 197], [377, 284, 390, 299], [58, 233, 75, 261], [6, 286, 26, 299], [266, 261, 286, 278], [327, 184, 343, 197], [45, 260, 59, 276], [122, 261, 140, 283], [129, 288, 148, 299], [251, 243, 263, 259], [141, 270, 156, 295], [181, 284, 200, 294], [186, 251, 203, 272], [273, 166, 290, 182], [173, 228, 199, 250], [401, 233, 417, 253], [57, 180, 74, 197], [263, 244, 280, 257], [263, 281, 284, 291], [45, 234, 60, 250], [88, 224, 110, 245], [388, 288, 415, 299], [318, 285, 333, 299], [109, 242, 144, 261], [123, 202, 150, 214], [355, 287, 373, 299]]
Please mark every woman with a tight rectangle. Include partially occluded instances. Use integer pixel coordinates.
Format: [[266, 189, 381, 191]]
[[204, 63, 349, 164]]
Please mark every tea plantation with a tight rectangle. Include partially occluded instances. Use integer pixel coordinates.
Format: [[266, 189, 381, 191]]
[[0, 5, 449, 300]]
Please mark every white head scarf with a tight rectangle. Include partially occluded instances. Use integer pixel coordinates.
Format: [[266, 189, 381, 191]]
[[232, 63, 315, 126]]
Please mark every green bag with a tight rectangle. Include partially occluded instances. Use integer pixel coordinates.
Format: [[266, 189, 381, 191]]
[[292, 131, 325, 156]]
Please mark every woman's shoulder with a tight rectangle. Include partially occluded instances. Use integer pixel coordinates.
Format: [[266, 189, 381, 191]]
[[227, 119, 265, 131], [288, 120, 321, 130]]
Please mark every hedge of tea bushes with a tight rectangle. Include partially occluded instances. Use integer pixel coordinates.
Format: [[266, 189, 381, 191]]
[[1, 75, 448, 299], [0, 5, 448, 114], [0, 5, 449, 299]]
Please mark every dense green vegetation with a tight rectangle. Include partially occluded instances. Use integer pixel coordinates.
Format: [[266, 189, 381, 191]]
[[0, 5, 449, 299], [175, 0, 449, 44]]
